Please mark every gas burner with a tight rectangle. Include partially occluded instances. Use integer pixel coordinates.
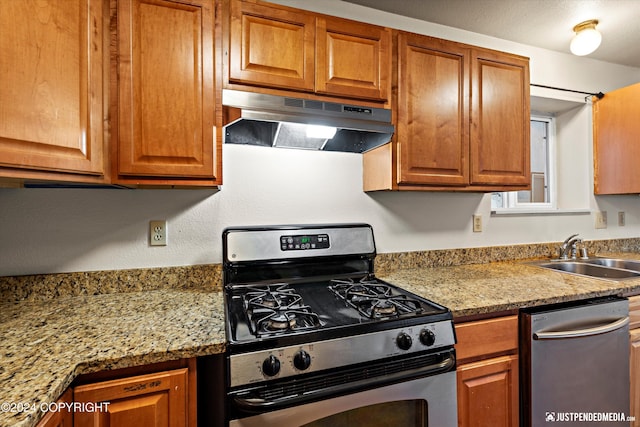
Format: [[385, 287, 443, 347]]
[[355, 295, 423, 319], [371, 299, 397, 316], [240, 284, 322, 337], [252, 308, 322, 336], [265, 313, 296, 330], [329, 277, 424, 319], [329, 277, 393, 299], [243, 284, 303, 311]]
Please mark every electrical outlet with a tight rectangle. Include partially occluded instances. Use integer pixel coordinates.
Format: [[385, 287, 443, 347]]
[[618, 211, 626, 227], [473, 214, 482, 232], [150, 220, 167, 246], [595, 211, 607, 229]]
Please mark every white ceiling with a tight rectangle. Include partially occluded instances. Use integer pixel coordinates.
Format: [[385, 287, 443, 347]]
[[342, 0, 640, 68]]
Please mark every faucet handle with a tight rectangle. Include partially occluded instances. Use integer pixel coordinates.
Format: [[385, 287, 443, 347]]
[[557, 246, 569, 260], [557, 233, 580, 260], [570, 238, 582, 258], [579, 247, 589, 259]]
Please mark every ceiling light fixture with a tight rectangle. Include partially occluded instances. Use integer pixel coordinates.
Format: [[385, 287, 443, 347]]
[[570, 19, 602, 56]]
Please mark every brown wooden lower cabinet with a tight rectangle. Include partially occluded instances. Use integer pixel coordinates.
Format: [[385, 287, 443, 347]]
[[457, 354, 519, 427], [73, 368, 190, 427], [36, 364, 196, 427], [455, 315, 519, 427], [36, 389, 73, 427]]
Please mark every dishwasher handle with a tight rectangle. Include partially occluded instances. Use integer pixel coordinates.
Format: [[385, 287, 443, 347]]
[[533, 316, 629, 340]]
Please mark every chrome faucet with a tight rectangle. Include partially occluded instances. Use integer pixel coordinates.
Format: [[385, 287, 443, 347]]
[[558, 234, 582, 260]]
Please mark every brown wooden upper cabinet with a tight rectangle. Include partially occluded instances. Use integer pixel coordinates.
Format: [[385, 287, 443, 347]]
[[0, 0, 107, 184], [226, 0, 391, 103], [114, 0, 221, 186], [364, 32, 530, 192], [593, 82, 640, 194]]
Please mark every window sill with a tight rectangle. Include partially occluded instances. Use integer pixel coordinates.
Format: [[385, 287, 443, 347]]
[[491, 208, 591, 216]]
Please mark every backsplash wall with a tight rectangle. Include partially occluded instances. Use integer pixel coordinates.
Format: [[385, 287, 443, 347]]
[[3, 143, 640, 277], [1, 2, 640, 277]]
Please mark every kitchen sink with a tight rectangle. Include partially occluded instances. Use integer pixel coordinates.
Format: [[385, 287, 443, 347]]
[[532, 258, 640, 280], [583, 258, 640, 272]]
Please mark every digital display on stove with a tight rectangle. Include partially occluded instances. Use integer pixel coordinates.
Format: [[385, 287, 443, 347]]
[[280, 234, 330, 251]]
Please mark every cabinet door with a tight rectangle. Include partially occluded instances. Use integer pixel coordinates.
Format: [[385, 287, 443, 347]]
[[457, 355, 519, 427], [0, 0, 105, 177], [470, 49, 530, 186], [36, 389, 73, 427], [316, 17, 391, 102], [593, 82, 640, 194], [396, 33, 470, 186], [117, 0, 217, 179], [631, 329, 640, 427], [74, 368, 189, 427], [229, 0, 315, 91]]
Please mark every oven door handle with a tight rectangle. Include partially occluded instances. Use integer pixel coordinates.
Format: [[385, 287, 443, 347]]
[[232, 352, 455, 412]]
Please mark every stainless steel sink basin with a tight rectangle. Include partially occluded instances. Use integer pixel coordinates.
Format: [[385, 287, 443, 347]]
[[584, 258, 640, 272], [533, 259, 640, 280]]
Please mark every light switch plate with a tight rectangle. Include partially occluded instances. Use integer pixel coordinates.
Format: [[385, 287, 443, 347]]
[[595, 211, 607, 229], [473, 214, 482, 232]]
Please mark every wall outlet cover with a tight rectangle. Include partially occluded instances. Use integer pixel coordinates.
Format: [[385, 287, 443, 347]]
[[473, 214, 482, 232], [150, 220, 167, 246]]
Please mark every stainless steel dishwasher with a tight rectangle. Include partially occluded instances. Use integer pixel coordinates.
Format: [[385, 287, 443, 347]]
[[520, 296, 630, 426]]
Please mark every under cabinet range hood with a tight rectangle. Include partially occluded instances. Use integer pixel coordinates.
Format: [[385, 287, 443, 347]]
[[222, 89, 394, 153]]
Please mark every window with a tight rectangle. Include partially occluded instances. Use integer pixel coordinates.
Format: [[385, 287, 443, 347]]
[[491, 115, 556, 212]]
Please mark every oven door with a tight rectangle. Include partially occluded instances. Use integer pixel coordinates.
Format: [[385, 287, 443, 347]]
[[229, 370, 457, 427]]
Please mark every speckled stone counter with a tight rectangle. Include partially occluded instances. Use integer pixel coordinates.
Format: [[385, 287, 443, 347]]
[[3, 239, 640, 427], [0, 267, 225, 427], [379, 253, 640, 319]]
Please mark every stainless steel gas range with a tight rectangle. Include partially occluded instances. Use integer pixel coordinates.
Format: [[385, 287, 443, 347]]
[[222, 224, 458, 427]]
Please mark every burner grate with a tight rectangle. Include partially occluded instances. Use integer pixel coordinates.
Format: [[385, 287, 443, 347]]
[[329, 278, 424, 319], [242, 284, 322, 337]]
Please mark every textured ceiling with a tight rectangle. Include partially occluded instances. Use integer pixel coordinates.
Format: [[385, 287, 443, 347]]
[[342, 0, 640, 68]]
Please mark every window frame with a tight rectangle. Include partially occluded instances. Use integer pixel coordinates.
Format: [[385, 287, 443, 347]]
[[492, 114, 557, 213]]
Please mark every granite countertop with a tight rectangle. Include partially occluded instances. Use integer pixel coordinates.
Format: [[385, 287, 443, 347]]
[[380, 253, 640, 319], [4, 249, 640, 427], [0, 288, 225, 427]]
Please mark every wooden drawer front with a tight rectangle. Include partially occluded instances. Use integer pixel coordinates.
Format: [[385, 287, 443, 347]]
[[455, 315, 518, 363], [630, 295, 640, 330]]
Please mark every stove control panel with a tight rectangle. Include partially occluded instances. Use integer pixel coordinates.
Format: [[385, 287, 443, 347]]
[[229, 320, 456, 387], [280, 234, 330, 251]]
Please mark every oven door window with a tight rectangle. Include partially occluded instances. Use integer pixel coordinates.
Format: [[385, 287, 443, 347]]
[[301, 400, 428, 427]]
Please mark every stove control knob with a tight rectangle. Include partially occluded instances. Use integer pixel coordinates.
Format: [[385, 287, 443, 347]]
[[396, 332, 413, 350], [293, 350, 312, 370], [419, 329, 436, 347], [262, 355, 281, 377]]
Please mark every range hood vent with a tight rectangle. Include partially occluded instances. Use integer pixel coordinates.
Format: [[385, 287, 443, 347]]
[[222, 90, 394, 153]]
